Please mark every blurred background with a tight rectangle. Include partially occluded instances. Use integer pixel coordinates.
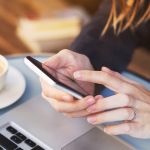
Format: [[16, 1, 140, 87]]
[[0, 0, 149, 79]]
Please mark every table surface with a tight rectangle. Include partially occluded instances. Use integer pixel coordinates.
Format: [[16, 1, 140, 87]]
[[0, 55, 150, 150]]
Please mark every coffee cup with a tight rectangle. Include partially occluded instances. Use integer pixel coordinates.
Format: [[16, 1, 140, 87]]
[[0, 55, 8, 91]]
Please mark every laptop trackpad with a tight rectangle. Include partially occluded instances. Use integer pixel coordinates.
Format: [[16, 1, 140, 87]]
[[62, 128, 133, 150]]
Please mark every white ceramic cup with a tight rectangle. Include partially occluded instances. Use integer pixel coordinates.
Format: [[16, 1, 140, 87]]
[[0, 55, 8, 91]]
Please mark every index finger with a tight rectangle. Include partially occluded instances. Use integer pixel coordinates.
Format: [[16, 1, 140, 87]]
[[74, 70, 135, 94]]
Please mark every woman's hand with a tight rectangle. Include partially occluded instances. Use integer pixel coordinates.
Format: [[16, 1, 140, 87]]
[[40, 49, 96, 116], [74, 67, 150, 138]]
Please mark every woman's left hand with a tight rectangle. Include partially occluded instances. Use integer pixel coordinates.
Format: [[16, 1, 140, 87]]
[[73, 67, 150, 138]]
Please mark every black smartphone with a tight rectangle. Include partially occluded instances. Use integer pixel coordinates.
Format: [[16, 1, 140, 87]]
[[24, 56, 90, 99]]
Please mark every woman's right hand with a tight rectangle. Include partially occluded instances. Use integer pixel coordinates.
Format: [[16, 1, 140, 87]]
[[40, 49, 96, 117]]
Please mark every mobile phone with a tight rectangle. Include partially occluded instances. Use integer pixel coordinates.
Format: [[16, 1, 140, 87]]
[[24, 56, 89, 99]]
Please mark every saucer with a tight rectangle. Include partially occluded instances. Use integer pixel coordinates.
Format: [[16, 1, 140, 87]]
[[0, 66, 26, 109]]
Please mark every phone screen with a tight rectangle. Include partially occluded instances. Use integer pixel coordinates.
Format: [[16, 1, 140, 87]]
[[26, 56, 89, 97]]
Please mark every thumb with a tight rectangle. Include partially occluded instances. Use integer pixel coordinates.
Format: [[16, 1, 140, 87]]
[[43, 52, 65, 69]]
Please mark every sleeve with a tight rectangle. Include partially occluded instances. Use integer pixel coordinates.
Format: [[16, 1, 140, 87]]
[[70, 3, 149, 72]]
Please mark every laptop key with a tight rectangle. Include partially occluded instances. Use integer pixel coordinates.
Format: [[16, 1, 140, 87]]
[[6, 126, 18, 134], [31, 145, 44, 150], [0, 147, 4, 150], [25, 139, 36, 147], [16, 148, 23, 150], [16, 132, 27, 141], [11, 135, 22, 144], [0, 133, 18, 149]]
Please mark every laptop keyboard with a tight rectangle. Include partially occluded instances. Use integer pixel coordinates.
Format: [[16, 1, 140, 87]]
[[0, 122, 50, 150]]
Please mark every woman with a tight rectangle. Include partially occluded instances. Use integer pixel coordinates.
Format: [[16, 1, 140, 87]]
[[40, 0, 150, 138]]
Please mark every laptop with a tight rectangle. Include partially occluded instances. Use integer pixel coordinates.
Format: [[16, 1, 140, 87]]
[[0, 95, 136, 150]]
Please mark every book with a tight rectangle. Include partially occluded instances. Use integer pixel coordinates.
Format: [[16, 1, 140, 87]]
[[17, 16, 81, 53]]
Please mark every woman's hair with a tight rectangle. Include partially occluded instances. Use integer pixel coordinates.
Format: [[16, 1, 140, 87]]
[[101, 0, 150, 36]]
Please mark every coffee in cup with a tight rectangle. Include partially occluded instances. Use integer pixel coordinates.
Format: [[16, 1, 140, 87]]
[[0, 55, 8, 91]]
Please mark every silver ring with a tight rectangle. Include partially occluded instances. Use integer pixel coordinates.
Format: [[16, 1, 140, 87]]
[[131, 109, 137, 121]]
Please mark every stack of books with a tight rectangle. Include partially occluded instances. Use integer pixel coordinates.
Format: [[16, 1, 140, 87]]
[[17, 16, 81, 53]]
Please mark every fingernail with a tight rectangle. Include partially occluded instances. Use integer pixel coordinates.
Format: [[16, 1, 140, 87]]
[[87, 105, 96, 112], [87, 117, 97, 124], [95, 95, 103, 100], [74, 71, 81, 79], [104, 128, 110, 134], [86, 97, 95, 106], [102, 66, 110, 71], [63, 95, 72, 101]]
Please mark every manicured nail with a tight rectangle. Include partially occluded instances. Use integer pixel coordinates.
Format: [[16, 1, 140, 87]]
[[104, 129, 115, 135], [102, 66, 111, 71], [87, 105, 96, 112], [86, 97, 95, 106], [95, 95, 103, 100], [104, 128, 111, 134], [74, 71, 81, 79], [87, 117, 97, 124], [63, 95, 72, 101]]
